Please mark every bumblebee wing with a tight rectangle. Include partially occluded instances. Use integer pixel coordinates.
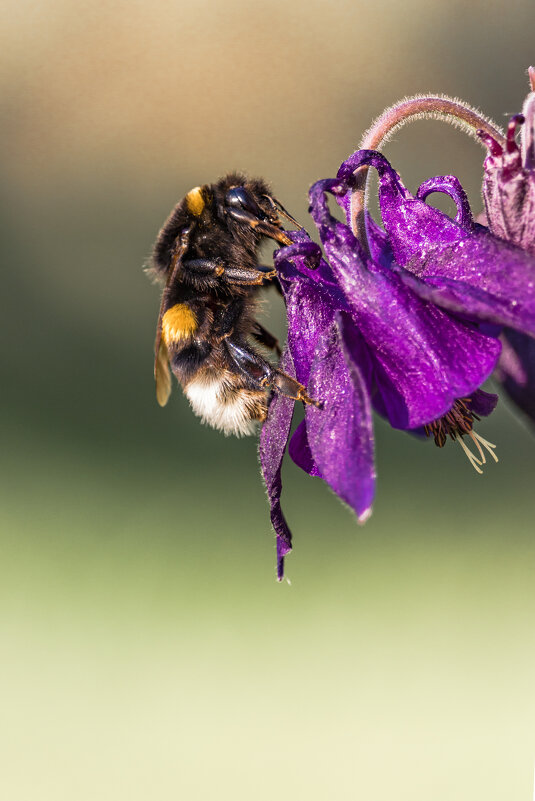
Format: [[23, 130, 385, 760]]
[[155, 338, 172, 407], [153, 223, 193, 406]]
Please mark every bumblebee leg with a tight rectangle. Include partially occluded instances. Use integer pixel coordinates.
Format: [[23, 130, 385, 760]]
[[226, 341, 321, 407], [257, 265, 283, 294], [183, 259, 276, 286], [182, 258, 226, 276], [218, 265, 276, 286], [252, 322, 282, 357]]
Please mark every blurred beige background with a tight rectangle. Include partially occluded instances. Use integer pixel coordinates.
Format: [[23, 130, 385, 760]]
[[1, 1, 535, 799]]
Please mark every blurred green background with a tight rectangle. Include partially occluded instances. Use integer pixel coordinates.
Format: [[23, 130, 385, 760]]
[[2, 1, 535, 798]]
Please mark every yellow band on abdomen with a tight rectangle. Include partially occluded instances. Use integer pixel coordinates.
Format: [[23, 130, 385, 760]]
[[161, 303, 197, 344]]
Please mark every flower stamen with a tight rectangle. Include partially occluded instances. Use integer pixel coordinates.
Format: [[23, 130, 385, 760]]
[[470, 431, 499, 464], [424, 397, 477, 447], [453, 432, 499, 474], [454, 433, 484, 474], [424, 398, 498, 474], [468, 430, 487, 464]]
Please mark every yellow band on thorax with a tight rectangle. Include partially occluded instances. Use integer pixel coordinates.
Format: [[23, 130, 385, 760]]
[[161, 303, 198, 345], [185, 186, 205, 216]]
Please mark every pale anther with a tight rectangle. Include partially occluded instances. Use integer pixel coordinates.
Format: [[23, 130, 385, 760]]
[[455, 433, 483, 474]]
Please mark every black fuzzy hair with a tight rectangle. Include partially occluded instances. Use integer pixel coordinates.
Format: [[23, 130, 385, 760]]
[[150, 173, 274, 279]]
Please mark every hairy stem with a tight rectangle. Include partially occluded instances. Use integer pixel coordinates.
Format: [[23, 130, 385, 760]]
[[349, 96, 506, 250]]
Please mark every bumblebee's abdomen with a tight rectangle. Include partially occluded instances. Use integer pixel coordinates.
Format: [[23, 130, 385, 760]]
[[184, 369, 267, 436], [161, 303, 198, 345]]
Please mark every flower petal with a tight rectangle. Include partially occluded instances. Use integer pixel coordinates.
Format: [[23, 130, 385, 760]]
[[338, 149, 535, 338], [494, 328, 535, 423], [470, 388, 499, 417], [308, 179, 502, 429], [274, 229, 338, 289], [274, 229, 349, 388], [364, 212, 394, 267], [283, 278, 340, 386], [305, 316, 375, 522], [392, 250, 535, 338], [416, 175, 474, 230], [258, 350, 295, 581], [288, 419, 322, 477]]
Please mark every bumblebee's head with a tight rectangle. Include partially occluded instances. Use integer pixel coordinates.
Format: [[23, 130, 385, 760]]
[[215, 174, 296, 246]]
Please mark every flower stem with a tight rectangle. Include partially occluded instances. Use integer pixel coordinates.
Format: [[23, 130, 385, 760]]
[[349, 96, 506, 250]]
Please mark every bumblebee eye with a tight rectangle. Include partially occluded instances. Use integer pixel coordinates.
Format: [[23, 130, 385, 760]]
[[225, 187, 267, 220], [226, 187, 250, 208], [226, 187, 261, 214]]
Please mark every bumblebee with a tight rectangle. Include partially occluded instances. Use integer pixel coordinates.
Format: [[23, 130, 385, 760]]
[[149, 173, 319, 436]]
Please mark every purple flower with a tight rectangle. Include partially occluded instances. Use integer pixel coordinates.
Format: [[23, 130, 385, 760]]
[[259, 146, 535, 579], [477, 69, 535, 423], [480, 69, 535, 257]]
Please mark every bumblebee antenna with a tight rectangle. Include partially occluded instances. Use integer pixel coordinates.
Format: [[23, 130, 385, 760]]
[[263, 195, 303, 229]]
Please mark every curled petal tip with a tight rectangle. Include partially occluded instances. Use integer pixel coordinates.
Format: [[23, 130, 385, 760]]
[[336, 149, 392, 185], [529, 66, 535, 92], [276, 536, 292, 581], [477, 129, 503, 157], [276, 555, 288, 582], [506, 114, 524, 153], [416, 175, 473, 230]]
